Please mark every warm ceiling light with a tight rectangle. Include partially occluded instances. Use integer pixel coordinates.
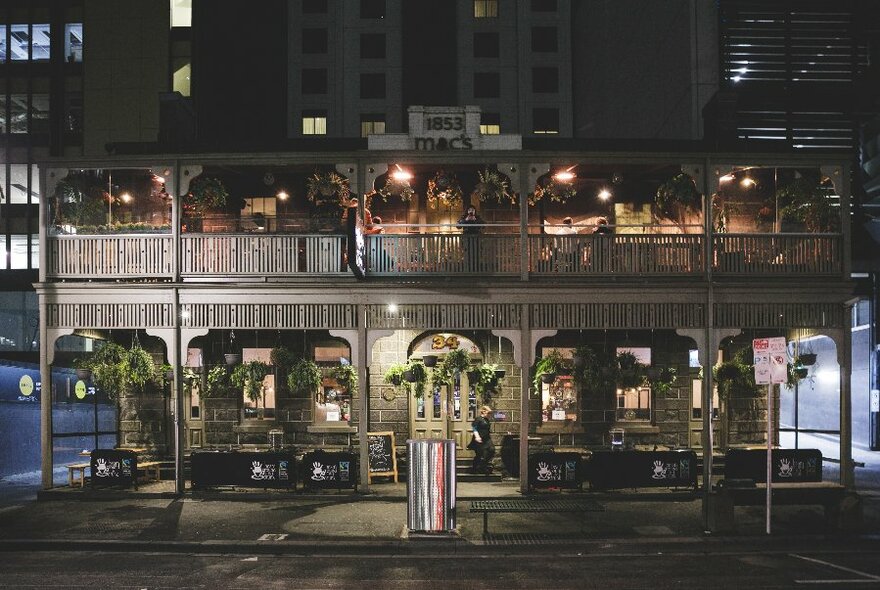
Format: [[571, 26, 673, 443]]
[[276, 190, 289, 200], [741, 177, 756, 188], [391, 168, 412, 182], [554, 170, 575, 182], [719, 174, 735, 183], [387, 303, 398, 313], [119, 192, 132, 203], [598, 188, 612, 201]]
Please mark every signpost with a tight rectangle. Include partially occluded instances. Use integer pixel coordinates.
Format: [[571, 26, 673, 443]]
[[752, 336, 787, 534]]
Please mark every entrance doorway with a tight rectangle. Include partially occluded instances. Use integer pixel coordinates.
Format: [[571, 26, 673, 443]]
[[410, 369, 477, 449]]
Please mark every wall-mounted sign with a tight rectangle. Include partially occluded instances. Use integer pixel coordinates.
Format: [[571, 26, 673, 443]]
[[368, 106, 522, 151]]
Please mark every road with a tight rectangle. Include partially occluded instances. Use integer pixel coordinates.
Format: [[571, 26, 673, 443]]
[[2, 547, 880, 589]]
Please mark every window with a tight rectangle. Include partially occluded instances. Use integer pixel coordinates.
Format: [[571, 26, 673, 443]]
[[531, 26, 557, 52], [474, 0, 498, 18], [314, 342, 354, 426], [302, 0, 328, 13], [691, 378, 719, 420], [616, 386, 652, 421], [9, 164, 29, 204], [360, 33, 385, 59], [532, 108, 559, 134], [31, 24, 50, 60], [65, 23, 83, 62], [360, 73, 385, 99], [532, 66, 558, 93], [360, 0, 385, 19], [303, 28, 328, 54], [170, 0, 192, 27], [480, 112, 500, 134], [531, 0, 557, 11], [8, 235, 36, 270], [473, 32, 499, 58], [31, 94, 50, 134], [241, 348, 275, 420], [172, 60, 191, 96], [0, 25, 6, 61], [541, 375, 578, 424], [10, 95, 27, 133], [0, 95, 6, 133], [302, 111, 327, 135], [473, 72, 500, 98], [10, 25, 29, 61], [360, 114, 386, 137], [301, 68, 327, 94]]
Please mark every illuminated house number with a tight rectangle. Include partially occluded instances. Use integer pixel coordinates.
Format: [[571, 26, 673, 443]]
[[432, 335, 459, 350]]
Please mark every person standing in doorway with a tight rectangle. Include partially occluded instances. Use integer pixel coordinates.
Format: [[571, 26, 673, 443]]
[[469, 405, 495, 474], [457, 205, 484, 273]]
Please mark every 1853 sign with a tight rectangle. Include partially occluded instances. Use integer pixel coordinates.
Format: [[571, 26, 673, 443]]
[[367, 106, 521, 151]]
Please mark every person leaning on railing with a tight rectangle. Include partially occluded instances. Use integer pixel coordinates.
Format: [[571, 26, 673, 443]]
[[457, 206, 484, 272]]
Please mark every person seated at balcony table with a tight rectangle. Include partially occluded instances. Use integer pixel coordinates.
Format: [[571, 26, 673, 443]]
[[554, 216, 580, 271], [593, 217, 614, 235], [457, 206, 484, 272], [560, 216, 577, 234], [591, 217, 614, 272], [365, 215, 384, 235]]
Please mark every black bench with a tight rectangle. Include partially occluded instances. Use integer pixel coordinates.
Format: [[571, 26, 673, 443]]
[[469, 498, 604, 536]]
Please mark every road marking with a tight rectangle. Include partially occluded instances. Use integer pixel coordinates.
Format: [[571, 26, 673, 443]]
[[258, 533, 288, 541], [241, 556, 259, 561], [791, 553, 880, 584]]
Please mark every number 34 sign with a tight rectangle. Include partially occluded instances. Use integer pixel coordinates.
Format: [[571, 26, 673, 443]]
[[752, 337, 787, 385]]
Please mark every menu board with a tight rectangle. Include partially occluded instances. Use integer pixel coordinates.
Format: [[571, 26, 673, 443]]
[[367, 431, 398, 483]]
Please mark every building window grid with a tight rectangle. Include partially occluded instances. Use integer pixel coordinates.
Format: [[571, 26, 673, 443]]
[[480, 113, 500, 135], [360, 116, 386, 137], [302, 112, 327, 135], [474, 0, 498, 18]]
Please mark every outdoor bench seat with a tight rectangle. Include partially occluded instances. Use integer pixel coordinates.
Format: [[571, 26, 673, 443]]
[[136, 461, 161, 484], [469, 498, 604, 536], [67, 462, 90, 488]]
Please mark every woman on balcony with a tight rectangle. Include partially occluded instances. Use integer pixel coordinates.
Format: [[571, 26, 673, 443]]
[[457, 206, 484, 273]]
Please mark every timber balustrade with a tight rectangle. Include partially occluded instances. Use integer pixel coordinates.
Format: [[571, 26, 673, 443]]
[[45, 231, 843, 280]]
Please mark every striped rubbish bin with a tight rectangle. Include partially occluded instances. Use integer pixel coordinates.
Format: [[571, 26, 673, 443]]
[[406, 439, 456, 532]]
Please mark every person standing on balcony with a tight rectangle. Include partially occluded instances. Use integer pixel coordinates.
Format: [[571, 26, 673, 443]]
[[592, 217, 614, 272], [457, 205, 484, 272]]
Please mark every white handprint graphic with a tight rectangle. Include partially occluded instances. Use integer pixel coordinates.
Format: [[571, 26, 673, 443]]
[[311, 462, 327, 481], [778, 457, 793, 478], [651, 460, 668, 480], [536, 461, 552, 481], [94, 458, 110, 477]]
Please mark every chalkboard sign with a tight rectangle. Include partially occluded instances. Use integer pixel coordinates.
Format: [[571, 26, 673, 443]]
[[528, 452, 583, 491], [725, 448, 822, 483], [367, 431, 398, 483], [191, 451, 295, 489], [301, 450, 358, 490], [90, 449, 137, 489], [586, 450, 698, 490]]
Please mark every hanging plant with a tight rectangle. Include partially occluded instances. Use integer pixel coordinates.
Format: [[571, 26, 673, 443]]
[[184, 176, 229, 217], [648, 366, 678, 397], [430, 366, 451, 386], [422, 354, 439, 368], [203, 365, 233, 398], [528, 178, 576, 206], [331, 363, 358, 394], [655, 173, 701, 219], [712, 348, 760, 400], [532, 349, 568, 392], [473, 169, 515, 205], [426, 170, 464, 209], [287, 358, 322, 396], [616, 351, 646, 390], [405, 360, 428, 398], [777, 177, 839, 233], [231, 360, 270, 405], [473, 363, 499, 402], [306, 171, 351, 206], [384, 363, 408, 389], [440, 348, 471, 376], [376, 175, 415, 202]]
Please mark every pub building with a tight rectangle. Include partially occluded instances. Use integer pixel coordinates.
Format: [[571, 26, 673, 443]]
[[37, 107, 858, 526]]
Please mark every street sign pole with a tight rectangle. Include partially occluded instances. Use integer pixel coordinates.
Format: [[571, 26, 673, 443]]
[[753, 336, 787, 536], [766, 382, 772, 535]]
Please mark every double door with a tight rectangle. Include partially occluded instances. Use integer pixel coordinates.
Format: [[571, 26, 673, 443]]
[[410, 371, 477, 450]]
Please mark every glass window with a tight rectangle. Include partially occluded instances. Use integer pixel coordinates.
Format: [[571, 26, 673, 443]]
[[31, 94, 50, 134], [302, 0, 328, 13], [691, 378, 719, 420], [480, 112, 500, 134], [9, 164, 29, 204], [473, 32, 499, 58], [360, 33, 385, 59], [532, 66, 558, 93], [302, 68, 327, 94], [532, 108, 559, 134], [302, 111, 327, 135], [9, 235, 30, 269], [616, 386, 652, 421], [65, 92, 83, 133], [30, 234, 39, 269], [10, 24, 29, 61], [474, 0, 498, 18], [31, 24, 50, 60], [315, 343, 353, 426], [172, 60, 191, 96], [241, 348, 275, 420], [0, 25, 7, 62], [360, 114, 386, 137], [360, 73, 385, 99], [531, 26, 557, 52], [302, 28, 328, 54], [65, 23, 83, 62], [531, 0, 557, 11], [473, 72, 500, 98], [170, 0, 192, 27], [360, 0, 385, 19], [0, 95, 7, 133], [541, 375, 577, 424], [10, 95, 27, 133]]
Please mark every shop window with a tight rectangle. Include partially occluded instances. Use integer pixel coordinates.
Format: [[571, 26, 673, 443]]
[[541, 374, 577, 424], [9, 235, 32, 269], [474, 0, 498, 18], [480, 112, 500, 134], [302, 0, 328, 14], [473, 32, 499, 58], [532, 107, 559, 134], [531, 26, 557, 52], [473, 72, 500, 98], [170, 0, 192, 27], [360, 0, 385, 19], [65, 23, 83, 62], [360, 114, 386, 137], [533, 66, 558, 93], [31, 24, 50, 60], [30, 235, 39, 270], [360, 73, 385, 99], [241, 348, 275, 420], [531, 0, 557, 11], [616, 386, 652, 421], [301, 68, 327, 94], [303, 28, 328, 54], [360, 33, 385, 59], [691, 378, 719, 420], [314, 342, 353, 426], [302, 110, 327, 135]]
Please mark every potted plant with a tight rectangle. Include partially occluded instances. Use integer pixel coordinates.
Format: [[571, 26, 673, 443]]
[[472, 363, 499, 402], [203, 365, 233, 398], [403, 360, 428, 398], [376, 174, 415, 202], [472, 168, 515, 205], [422, 354, 439, 368], [231, 360, 270, 409], [184, 176, 229, 218], [331, 363, 358, 394], [654, 172, 701, 223], [712, 348, 760, 400], [777, 177, 840, 233], [287, 358, 322, 397], [384, 362, 408, 388], [616, 351, 646, 389], [648, 366, 678, 397], [426, 170, 463, 209], [440, 348, 471, 377], [306, 171, 351, 206], [76, 341, 158, 400], [528, 177, 576, 206], [532, 349, 568, 391]]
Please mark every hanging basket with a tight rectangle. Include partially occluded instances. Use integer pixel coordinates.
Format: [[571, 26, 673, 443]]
[[572, 355, 586, 370], [224, 353, 242, 366], [494, 369, 506, 379], [403, 369, 417, 383], [466, 370, 481, 383], [540, 372, 557, 384], [795, 367, 809, 379], [798, 354, 817, 366], [75, 368, 92, 381], [423, 355, 438, 368], [390, 374, 402, 386], [646, 367, 661, 380]]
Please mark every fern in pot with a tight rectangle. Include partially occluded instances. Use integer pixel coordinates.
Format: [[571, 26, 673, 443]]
[[287, 358, 322, 397]]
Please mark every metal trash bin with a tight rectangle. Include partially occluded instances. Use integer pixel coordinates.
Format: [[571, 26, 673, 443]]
[[407, 439, 456, 532], [268, 429, 284, 450]]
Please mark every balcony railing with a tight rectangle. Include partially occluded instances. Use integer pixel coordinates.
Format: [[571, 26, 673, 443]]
[[44, 231, 845, 281]]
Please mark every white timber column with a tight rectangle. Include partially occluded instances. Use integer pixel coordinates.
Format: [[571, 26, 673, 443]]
[[41, 327, 74, 489], [822, 164, 849, 279], [330, 328, 365, 491], [827, 316, 855, 488], [522, 164, 549, 281]]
